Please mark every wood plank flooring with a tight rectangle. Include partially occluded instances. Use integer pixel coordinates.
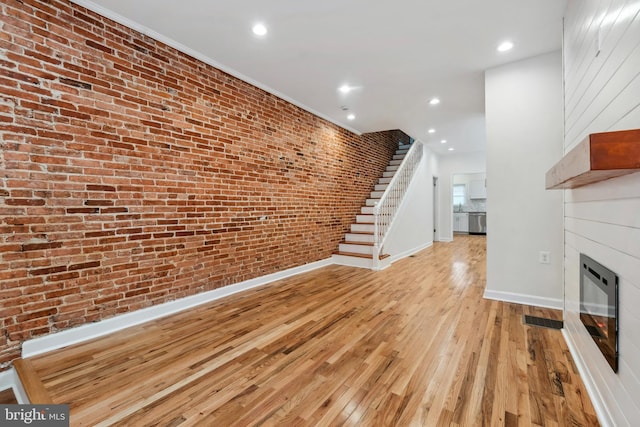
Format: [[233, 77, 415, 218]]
[[27, 235, 599, 426]]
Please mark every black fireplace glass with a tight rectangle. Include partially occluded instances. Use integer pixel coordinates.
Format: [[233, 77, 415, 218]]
[[579, 253, 618, 373]]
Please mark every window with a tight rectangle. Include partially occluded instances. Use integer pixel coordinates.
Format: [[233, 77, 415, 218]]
[[453, 184, 465, 207]]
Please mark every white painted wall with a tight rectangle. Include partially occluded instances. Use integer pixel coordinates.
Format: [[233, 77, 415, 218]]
[[436, 151, 486, 241], [385, 144, 437, 259], [484, 51, 564, 309], [563, 1, 640, 425]]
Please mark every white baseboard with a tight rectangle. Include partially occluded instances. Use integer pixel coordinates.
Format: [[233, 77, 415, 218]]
[[483, 289, 563, 310], [0, 368, 28, 404], [438, 237, 453, 242], [562, 329, 613, 427], [22, 258, 333, 358], [390, 241, 433, 263]]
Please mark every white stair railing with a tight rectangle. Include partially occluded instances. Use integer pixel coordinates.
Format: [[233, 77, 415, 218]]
[[372, 141, 423, 269]]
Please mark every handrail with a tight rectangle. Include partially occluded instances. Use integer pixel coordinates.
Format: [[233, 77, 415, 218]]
[[372, 141, 423, 269]]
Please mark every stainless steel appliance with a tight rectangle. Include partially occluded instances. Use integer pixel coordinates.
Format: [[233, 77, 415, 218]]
[[468, 212, 486, 235]]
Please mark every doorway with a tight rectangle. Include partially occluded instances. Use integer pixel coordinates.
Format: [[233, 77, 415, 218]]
[[433, 176, 439, 241]]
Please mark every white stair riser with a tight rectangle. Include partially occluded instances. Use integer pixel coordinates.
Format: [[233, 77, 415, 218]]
[[386, 165, 399, 172], [346, 233, 374, 243], [392, 154, 405, 160], [398, 144, 411, 150], [361, 206, 374, 214], [396, 149, 409, 155], [382, 171, 395, 178], [374, 184, 388, 191], [378, 177, 392, 184], [332, 254, 374, 269], [370, 191, 384, 198], [389, 159, 402, 166], [339, 243, 374, 255], [365, 199, 378, 207], [332, 254, 391, 270], [356, 214, 374, 223], [351, 223, 374, 233]]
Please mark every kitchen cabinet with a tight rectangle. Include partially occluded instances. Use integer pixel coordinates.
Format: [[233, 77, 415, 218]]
[[453, 213, 469, 233], [469, 179, 487, 199]]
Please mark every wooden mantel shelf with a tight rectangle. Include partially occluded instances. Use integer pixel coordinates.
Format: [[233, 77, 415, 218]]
[[546, 129, 640, 189]]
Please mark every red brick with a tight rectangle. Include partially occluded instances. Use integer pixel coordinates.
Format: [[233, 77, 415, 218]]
[[5, 199, 45, 206], [16, 308, 57, 323], [30, 265, 67, 276], [67, 207, 99, 214], [84, 199, 114, 206], [68, 261, 101, 271]]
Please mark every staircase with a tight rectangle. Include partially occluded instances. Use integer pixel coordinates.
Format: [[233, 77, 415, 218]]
[[332, 142, 412, 270]]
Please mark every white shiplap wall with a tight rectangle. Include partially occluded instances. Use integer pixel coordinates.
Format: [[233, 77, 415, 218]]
[[563, 0, 640, 425]]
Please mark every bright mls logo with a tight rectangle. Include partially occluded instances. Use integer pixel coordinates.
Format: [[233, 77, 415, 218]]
[[1, 405, 69, 426]]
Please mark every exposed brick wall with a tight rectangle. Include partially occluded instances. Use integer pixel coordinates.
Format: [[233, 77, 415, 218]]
[[0, 0, 410, 369]]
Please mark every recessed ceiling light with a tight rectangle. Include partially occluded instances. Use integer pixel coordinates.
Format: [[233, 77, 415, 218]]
[[428, 128, 436, 134], [497, 41, 514, 52], [448, 147, 455, 151], [252, 23, 267, 36], [338, 85, 352, 94], [440, 139, 447, 144], [347, 113, 355, 120], [429, 98, 440, 105]]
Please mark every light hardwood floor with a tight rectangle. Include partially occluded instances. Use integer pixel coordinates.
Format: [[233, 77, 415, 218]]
[[27, 235, 598, 426]]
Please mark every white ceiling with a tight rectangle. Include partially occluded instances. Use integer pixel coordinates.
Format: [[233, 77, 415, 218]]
[[78, 0, 566, 155]]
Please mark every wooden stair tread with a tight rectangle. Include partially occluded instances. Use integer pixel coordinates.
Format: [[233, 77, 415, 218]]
[[348, 231, 374, 235], [13, 358, 52, 404], [0, 388, 18, 404], [333, 251, 390, 260], [342, 241, 374, 246]]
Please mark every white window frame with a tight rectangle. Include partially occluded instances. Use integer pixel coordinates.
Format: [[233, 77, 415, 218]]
[[453, 184, 465, 207]]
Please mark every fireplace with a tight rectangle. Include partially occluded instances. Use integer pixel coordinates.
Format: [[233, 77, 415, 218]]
[[579, 253, 618, 372]]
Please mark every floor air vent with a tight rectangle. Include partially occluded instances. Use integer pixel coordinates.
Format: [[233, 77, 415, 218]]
[[523, 315, 563, 330]]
